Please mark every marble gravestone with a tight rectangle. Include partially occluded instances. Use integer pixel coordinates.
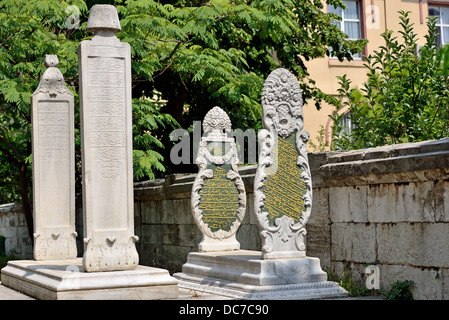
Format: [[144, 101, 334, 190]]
[[254, 68, 312, 259], [30, 55, 77, 260], [78, 4, 139, 272], [174, 69, 348, 299], [191, 106, 246, 252]]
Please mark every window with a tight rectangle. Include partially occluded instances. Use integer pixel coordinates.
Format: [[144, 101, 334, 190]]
[[338, 112, 355, 137], [429, 5, 449, 47], [328, 0, 363, 59]]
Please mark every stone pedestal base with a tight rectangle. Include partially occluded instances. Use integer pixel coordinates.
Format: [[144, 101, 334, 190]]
[[173, 250, 347, 300], [0, 258, 178, 300]]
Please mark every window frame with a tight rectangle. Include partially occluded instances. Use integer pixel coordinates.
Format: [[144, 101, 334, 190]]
[[327, 0, 367, 60], [428, 2, 449, 48]]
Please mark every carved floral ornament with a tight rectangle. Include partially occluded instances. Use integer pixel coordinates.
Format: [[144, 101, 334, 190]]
[[254, 68, 313, 259], [202, 106, 232, 137], [261, 68, 304, 138]]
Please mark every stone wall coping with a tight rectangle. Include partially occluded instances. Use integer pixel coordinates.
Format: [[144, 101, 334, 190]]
[[0, 203, 23, 214], [319, 139, 449, 187], [134, 138, 449, 195], [326, 138, 449, 164]]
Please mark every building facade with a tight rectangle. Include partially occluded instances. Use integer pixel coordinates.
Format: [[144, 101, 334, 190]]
[[303, 0, 449, 151]]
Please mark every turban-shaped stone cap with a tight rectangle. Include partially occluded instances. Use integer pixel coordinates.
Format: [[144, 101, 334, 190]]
[[87, 4, 121, 33]]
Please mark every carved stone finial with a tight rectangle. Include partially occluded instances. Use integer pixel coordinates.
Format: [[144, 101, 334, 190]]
[[44, 55, 59, 68], [202, 106, 232, 137], [87, 4, 121, 34], [32, 55, 71, 98], [261, 68, 304, 138]]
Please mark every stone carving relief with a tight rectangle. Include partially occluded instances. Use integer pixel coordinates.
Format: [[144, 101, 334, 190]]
[[33, 233, 78, 261], [33, 55, 72, 98], [254, 68, 313, 259], [83, 236, 139, 272]]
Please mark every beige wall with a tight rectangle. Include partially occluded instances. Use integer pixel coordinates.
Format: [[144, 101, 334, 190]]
[[304, 0, 438, 151]]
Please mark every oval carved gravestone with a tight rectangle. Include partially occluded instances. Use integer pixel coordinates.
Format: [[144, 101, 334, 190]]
[[191, 107, 246, 251]]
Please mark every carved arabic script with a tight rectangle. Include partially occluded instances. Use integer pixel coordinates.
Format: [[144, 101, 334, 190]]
[[262, 133, 306, 225], [199, 166, 239, 232]]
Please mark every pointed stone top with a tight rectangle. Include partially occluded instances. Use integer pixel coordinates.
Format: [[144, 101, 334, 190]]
[[32, 54, 71, 97], [87, 4, 121, 34]]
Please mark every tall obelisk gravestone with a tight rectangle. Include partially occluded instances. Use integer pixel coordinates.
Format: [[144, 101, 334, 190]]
[[78, 4, 138, 272], [175, 69, 347, 299], [31, 55, 77, 260]]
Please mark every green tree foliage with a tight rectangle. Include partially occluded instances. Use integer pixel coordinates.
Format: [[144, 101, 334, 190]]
[[332, 11, 449, 150], [0, 0, 87, 238], [0, 0, 365, 240]]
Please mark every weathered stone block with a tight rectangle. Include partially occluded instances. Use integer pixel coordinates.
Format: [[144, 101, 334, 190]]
[[309, 187, 330, 224], [380, 264, 444, 300], [377, 223, 449, 267], [331, 223, 376, 263], [329, 186, 368, 223], [141, 200, 179, 225], [236, 224, 260, 251], [434, 180, 449, 222], [442, 268, 449, 299], [178, 224, 201, 247], [172, 198, 193, 225], [0, 225, 16, 238], [368, 182, 435, 223], [306, 223, 331, 268], [141, 200, 163, 224]]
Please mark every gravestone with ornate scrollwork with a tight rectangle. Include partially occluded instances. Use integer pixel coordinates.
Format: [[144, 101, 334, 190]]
[[191, 106, 246, 251], [254, 68, 312, 259], [175, 69, 347, 299]]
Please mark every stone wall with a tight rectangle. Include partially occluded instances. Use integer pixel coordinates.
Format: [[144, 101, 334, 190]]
[[2, 138, 449, 299], [312, 138, 449, 300], [0, 204, 32, 259]]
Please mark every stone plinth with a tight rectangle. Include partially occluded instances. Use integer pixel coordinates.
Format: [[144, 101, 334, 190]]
[[174, 250, 347, 299], [1, 259, 178, 300]]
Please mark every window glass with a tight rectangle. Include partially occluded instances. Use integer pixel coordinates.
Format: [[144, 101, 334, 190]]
[[441, 7, 449, 25], [345, 1, 359, 20], [428, 5, 449, 47], [345, 21, 361, 39]]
